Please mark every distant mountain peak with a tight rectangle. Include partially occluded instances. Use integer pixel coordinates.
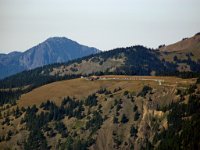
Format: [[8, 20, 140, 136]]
[[0, 37, 100, 79]]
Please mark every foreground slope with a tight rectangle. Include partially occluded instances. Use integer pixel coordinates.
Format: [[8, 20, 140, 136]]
[[0, 37, 99, 79], [0, 75, 199, 150]]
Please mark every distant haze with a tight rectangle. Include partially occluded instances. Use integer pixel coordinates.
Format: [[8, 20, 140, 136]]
[[0, 0, 200, 53]]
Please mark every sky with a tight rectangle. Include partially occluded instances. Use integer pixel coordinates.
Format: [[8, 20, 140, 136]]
[[0, 0, 200, 53]]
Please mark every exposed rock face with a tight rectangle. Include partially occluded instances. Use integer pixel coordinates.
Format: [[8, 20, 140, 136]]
[[0, 37, 99, 79]]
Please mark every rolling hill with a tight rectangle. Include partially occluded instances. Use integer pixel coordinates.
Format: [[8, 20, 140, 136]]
[[0, 37, 99, 79], [158, 33, 200, 72], [159, 33, 200, 52]]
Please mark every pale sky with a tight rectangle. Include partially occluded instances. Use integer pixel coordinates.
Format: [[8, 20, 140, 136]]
[[0, 0, 200, 53]]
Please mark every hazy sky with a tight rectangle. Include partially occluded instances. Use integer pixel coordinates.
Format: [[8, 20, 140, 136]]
[[0, 0, 200, 53]]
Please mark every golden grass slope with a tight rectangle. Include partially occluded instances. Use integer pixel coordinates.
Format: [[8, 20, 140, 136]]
[[18, 75, 196, 107]]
